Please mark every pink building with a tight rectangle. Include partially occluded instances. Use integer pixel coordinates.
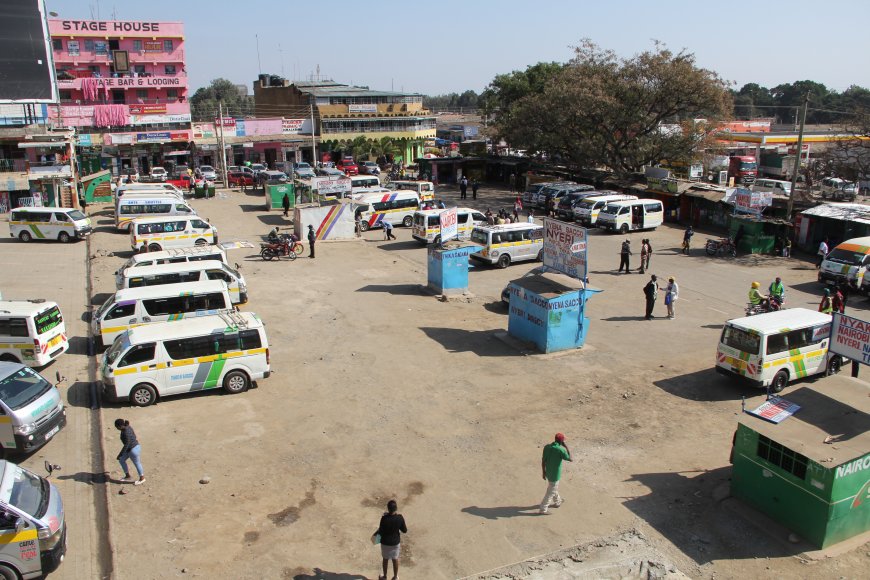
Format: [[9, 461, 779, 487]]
[[47, 19, 191, 173]]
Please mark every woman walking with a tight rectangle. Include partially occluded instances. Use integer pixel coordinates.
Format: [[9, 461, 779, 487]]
[[665, 276, 679, 319], [372, 499, 407, 580], [115, 419, 145, 485]]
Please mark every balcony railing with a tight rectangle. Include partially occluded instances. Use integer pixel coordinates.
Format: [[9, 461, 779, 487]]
[[0, 158, 27, 173], [60, 98, 187, 106]]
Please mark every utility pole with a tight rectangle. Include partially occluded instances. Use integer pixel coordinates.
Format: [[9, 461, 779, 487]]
[[218, 100, 229, 188], [310, 104, 317, 165], [787, 93, 809, 220]]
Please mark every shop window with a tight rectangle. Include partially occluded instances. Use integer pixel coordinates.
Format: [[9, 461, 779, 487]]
[[164, 64, 176, 76], [136, 89, 148, 100], [59, 91, 72, 101], [133, 65, 146, 75], [756, 435, 808, 480], [163, 39, 173, 52], [52, 39, 62, 51], [133, 40, 143, 52], [167, 89, 178, 99]]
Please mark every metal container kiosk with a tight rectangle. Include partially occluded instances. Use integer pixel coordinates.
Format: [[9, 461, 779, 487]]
[[730, 375, 870, 548], [265, 183, 294, 211]]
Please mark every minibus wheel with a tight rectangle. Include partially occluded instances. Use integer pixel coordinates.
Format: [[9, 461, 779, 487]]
[[771, 370, 789, 393], [130, 384, 157, 407], [58, 231, 71, 243], [148, 243, 162, 252], [18, 231, 32, 243], [402, 215, 413, 227], [0, 354, 20, 364], [497, 254, 511, 269], [827, 357, 842, 376], [223, 370, 250, 394], [0, 562, 19, 580], [620, 224, 629, 235], [195, 238, 208, 247], [358, 220, 369, 232]]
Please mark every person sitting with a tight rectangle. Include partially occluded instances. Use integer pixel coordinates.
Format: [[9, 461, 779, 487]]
[[748, 281, 767, 310], [768, 277, 785, 310]]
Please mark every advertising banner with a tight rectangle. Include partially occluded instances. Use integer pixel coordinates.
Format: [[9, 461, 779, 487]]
[[542, 217, 587, 279], [439, 208, 458, 242], [349, 104, 377, 113], [193, 123, 215, 139], [312, 176, 351, 195], [135, 131, 170, 143], [129, 104, 166, 115], [282, 118, 306, 134], [830, 313, 870, 364]]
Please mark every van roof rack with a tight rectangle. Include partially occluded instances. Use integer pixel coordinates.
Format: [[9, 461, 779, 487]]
[[218, 310, 249, 329]]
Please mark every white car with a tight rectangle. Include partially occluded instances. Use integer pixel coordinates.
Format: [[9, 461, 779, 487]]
[[198, 165, 218, 181], [149, 167, 167, 181], [293, 162, 316, 179], [360, 161, 381, 175]]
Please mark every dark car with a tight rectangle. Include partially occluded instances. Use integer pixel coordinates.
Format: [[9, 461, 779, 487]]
[[556, 191, 596, 220]]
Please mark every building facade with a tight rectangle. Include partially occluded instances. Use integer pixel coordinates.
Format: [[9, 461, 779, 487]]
[[47, 18, 191, 175], [254, 79, 436, 164]]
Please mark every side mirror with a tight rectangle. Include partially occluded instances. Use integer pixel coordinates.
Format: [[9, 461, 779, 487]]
[[234, 262, 241, 270], [15, 517, 28, 533]]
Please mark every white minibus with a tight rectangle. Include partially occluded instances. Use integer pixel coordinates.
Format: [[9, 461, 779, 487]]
[[115, 193, 195, 231], [819, 236, 870, 290], [572, 193, 637, 225], [469, 223, 544, 268], [350, 175, 381, 191], [0, 362, 67, 456], [716, 308, 839, 392], [353, 190, 420, 231], [118, 260, 248, 305], [411, 207, 487, 244], [101, 311, 270, 407], [596, 199, 664, 233], [751, 179, 791, 197], [9, 207, 92, 243], [116, 182, 184, 198], [0, 300, 68, 367], [387, 180, 436, 202], [115, 246, 228, 287], [92, 280, 233, 347], [130, 215, 217, 252]]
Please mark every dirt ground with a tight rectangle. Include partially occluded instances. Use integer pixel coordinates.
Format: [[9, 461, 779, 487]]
[[83, 183, 869, 579]]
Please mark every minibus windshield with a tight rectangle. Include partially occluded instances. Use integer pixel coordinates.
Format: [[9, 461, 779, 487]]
[[0, 367, 53, 410]]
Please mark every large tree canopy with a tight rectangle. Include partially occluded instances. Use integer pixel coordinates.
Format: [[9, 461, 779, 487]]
[[491, 41, 732, 176], [190, 78, 254, 121]]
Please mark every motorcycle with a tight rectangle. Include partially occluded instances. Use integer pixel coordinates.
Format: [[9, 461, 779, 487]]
[[706, 237, 737, 258], [745, 295, 785, 316], [261, 233, 303, 261]]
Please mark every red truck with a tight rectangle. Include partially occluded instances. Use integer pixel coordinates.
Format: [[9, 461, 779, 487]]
[[728, 155, 758, 185], [166, 174, 194, 190], [336, 157, 359, 176]]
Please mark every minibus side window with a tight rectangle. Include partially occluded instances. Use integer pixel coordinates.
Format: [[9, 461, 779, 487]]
[[54, 212, 71, 222], [788, 328, 813, 349], [118, 343, 155, 367], [766, 333, 789, 355], [191, 219, 210, 230], [0, 318, 28, 337], [105, 303, 135, 320], [175, 204, 192, 213], [239, 329, 262, 350], [192, 292, 227, 310], [142, 297, 183, 316]]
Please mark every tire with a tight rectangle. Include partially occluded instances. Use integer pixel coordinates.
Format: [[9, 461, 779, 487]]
[[286, 249, 297, 261], [771, 370, 789, 393], [58, 231, 72, 243], [130, 383, 157, 407], [148, 243, 162, 252], [223, 370, 250, 394], [705, 244, 717, 256], [195, 238, 208, 247], [433, 235, 441, 245], [497, 254, 511, 269], [728, 246, 737, 258], [619, 223, 629, 234], [18, 231, 32, 243], [293, 243, 304, 256], [827, 357, 842, 376], [0, 561, 17, 580], [357, 219, 370, 232], [261, 249, 276, 261], [402, 215, 413, 227], [0, 354, 20, 364]]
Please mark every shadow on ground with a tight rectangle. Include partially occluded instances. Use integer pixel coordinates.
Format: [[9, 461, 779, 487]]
[[356, 284, 423, 296], [652, 368, 756, 402], [419, 326, 523, 357], [461, 505, 541, 520]]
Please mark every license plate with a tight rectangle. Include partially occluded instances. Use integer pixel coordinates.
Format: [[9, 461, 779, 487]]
[[47, 334, 64, 348], [44, 425, 60, 441]]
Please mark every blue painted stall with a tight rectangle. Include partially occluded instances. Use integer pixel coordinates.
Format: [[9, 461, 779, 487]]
[[507, 273, 600, 353], [427, 243, 483, 295]]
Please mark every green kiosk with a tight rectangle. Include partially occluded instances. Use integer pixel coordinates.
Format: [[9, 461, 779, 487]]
[[265, 183, 294, 211], [730, 375, 870, 548]]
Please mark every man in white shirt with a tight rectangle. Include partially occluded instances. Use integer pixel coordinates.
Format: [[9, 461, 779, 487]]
[[818, 239, 829, 269]]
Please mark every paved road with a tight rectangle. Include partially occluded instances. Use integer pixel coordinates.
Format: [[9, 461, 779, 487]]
[[0, 233, 110, 579]]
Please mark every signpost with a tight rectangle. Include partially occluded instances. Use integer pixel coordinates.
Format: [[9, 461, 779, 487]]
[[542, 217, 588, 280], [312, 176, 351, 197], [439, 207, 458, 243], [830, 313, 870, 376], [733, 187, 772, 216]]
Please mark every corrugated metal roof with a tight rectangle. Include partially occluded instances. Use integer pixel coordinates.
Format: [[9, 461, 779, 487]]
[[800, 202, 870, 225], [296, 83, 421, 98]]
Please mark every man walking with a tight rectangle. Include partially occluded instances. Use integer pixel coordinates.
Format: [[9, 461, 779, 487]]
[[282, 193, 290, 218], [383, 218, 396, 240], [459, 176, 468, 199], [643, 274, 659, 320], [818, 238, 829, 269], [540, 433, 572, 514], [307, 224, 316, 259], [618, 239, 632, 273], [509, 173, 516, 193], [472, 179, 480, 200]]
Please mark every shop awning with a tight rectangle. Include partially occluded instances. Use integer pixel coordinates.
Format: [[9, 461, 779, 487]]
[[683, 188, 727, 202], [164, 150, 190, 157], [17, 141, 68, 149]]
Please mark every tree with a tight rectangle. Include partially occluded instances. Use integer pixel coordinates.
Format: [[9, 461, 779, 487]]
[[491, 41, 732, 177], [348, 136, 373, 159], [732, 83, 774, 119], [190, 78, 254, 121], [479, 61, 564, 116], [821, 106, 870, 184], [370, 137, 400, 164]]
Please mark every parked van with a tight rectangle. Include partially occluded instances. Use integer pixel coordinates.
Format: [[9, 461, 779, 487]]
[[353, 190, 420, 231], [0, 362, 67, 456], [555, 189, 598, 220], [469, 223, 544, 268], [118, 260, 248, 304], [751, 178, 792, 197], [818, 236, 870, 289], [115, 193, 195, 231], [596, 199, 664, 233], [100, 311, 270, 407], [0, 459, 67, 577], [116, 182, 184, 198], [387, 180, 435, 202], [411, 207, 487, 244], [716, 308, 839, 392], [115, 245, 228, 287], [533, 182, 575, 209], [9, 207, 92, 243], [130, 215, 217, 252], [350, 175, 381, 191], [0, 300, 68, 367], [821, 177, 857, 201], [92, 280, 233, 347], [573, 193, 637, 225], [524, 181, 560, 205]]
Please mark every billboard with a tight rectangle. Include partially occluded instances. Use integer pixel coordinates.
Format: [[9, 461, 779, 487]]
[[830, 313, 870, 365], [439, 208, 458, 242], [542, 218, 587, 279], [0, 0, 57, 103]]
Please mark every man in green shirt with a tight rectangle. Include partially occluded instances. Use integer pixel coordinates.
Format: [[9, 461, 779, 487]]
[[540, 433, 572, 514]]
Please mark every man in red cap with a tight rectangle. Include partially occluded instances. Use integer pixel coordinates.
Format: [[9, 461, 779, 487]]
[[540, 432, 572, 514]]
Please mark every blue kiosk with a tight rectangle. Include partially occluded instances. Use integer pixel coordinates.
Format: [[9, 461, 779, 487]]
[[427, 241, 483, 296], [507, 218, 599, 353]]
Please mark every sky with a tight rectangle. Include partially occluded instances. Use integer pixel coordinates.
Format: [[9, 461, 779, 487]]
[[47, 0, 870, 97]]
